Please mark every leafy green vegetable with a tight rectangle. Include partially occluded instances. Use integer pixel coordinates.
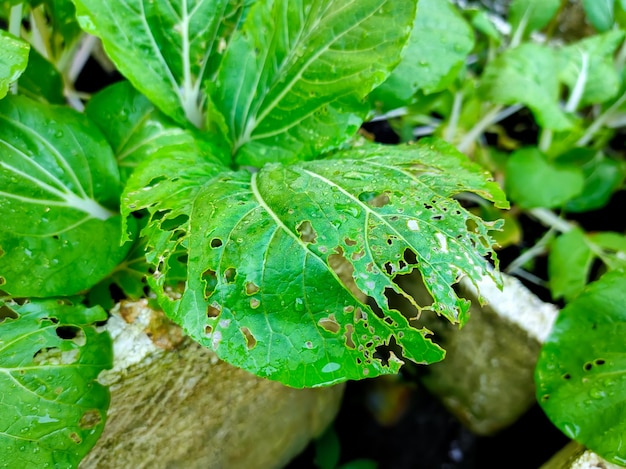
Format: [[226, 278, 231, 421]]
[[0, 299, 112, 468], [478, 44, 572, 131], [548, 228, 594, 302], [17, 48, 65, 105], [508, 0, 560, 37], [0, 95, 129, 297], [558, 149, 623, 213], [582, 0, 615, 31], [0, 29, 30, 100], [505, 147, 584, 209], [370, 0, 475, 109], [211, 0, 417, 166], [558, 30, 625, 109], [86, 81, 228, 183], [73, 0, 248, 127], [159, 140, 507, 387], [536, 270, 626, 466]]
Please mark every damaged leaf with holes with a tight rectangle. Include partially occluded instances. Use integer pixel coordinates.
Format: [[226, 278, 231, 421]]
[[536, 270, 626, 466], [170, 139, 507, 387], [0, 299, 112, 467]]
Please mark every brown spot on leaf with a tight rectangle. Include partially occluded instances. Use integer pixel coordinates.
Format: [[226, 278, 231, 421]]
[[69, 432, 82, 444], [79, 410, 102, 429], [207, 303, 221, 318], [344, 324, 356, 349], [245, 281, 260, 295]]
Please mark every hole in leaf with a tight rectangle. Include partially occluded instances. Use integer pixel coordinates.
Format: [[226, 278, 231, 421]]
[[56, 326, 84, 344], [431, 215, 443, 221], [147, 176, 167, 186], [0, 277, 4, 286], [359, 192, 390, 207], [79, 410, 102, 429], [329, 248, 365, 300], [246, 281, 260, 295], [250, 298, 260, 309], [319, 315, 340, 334], [0, 305, 18, 322], [33, 347, 79, 365], [542, 394, 550, 401], [352, 250, 365, 261], [584, 362, 593, 371], [403, 249, 418, 265], [595, 359, 606, 366], [224, 267, 237, 284], [344, 237, 357, 246], [160, 214, 189, 231], [562, 373, 571, 380], [374, 337, 399, 367], [202, 269, 217, 298], [205, 325, 213, 335], [296, 220, 317, 243], [210, 238, 223, 248], [344, 324, 355, 349], [241, 327, 257, 350], [207, 303, 221, 318]]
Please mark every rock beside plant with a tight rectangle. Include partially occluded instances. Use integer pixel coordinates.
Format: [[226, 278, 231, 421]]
[[81, 300, 344, 469]]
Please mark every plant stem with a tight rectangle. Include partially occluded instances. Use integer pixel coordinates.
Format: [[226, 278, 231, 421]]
[[457, 104, 503, 153], [8, 3, 23, 95], [564, 51, 588, 113], [528, 207, 573, 233], [577, 90, 626, 147], [509, 9, 529, 48], [67, 34, 98, 85], [505, 226, 556, 274], [29, 7, 52, 60], [539, 128, 552, 153], [444, 91, 463, 143]]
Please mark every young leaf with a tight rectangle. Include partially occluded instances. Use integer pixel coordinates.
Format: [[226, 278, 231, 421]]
[[548, 228, 594, 303], [0, 30, 30, 100], [0, 299, 112, 468], [558, 30, 626, 109], [505, 147, 585, 209], [370, 0, 475, 109], [17, 48, 65, 105], [508, 0, 560, 37], [0, 96, 128, 297], [536, 270, 626, 467], [212, 0, 418, 166], [86, 81, 229, 184], [171, 139, 507, 387], [582, 0, 615, 31], [478, 44, 572, 131], [558, 149, 623, 213], [72, 0, 248, 127]]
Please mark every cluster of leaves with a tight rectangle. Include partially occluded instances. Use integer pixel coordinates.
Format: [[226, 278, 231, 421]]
[[374, 0, 626, 465], [0, 0, 508, 466]]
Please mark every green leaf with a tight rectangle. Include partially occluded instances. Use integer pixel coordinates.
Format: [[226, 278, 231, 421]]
[[170, 139, 506, 387], [86, 81, 229, 184], [508, 0, 560, 36], [505, 147, 585, 209], [0, 95, 129, 297], [41, 0, 83, 57], [370, 0, 475, 109], [558, 30, 626, 108], [72, 0, 248, 127], [582, 0, 615, 31], [536, 270, 626, 466], [478, 44, 572, 131], [559, 149, 624, 213], [589, 232, 626, 271], [0, 30, 30, 100], [548, 228, 594, 302], [0, 299, 112, 468], [212, 0, 418, 166], [17, 48, 65, 105], [121, 145, 227, 299]]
